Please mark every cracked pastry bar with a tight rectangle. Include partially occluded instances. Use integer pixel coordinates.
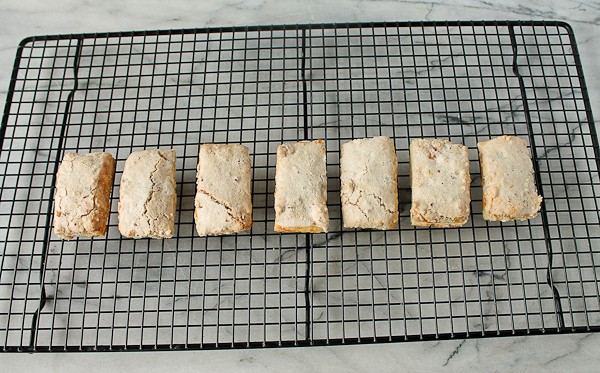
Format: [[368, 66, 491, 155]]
[[118, 149, 177, 239], [410, 138, 471, 228], [274, 140, 329, 233], [54, 152, 116, 239], [195, 143, 252, 236], [478, 135, 543, 221], [340, 136, 399, 230]]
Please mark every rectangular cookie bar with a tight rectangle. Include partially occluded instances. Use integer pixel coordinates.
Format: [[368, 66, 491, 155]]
[[410, 138, 471, 228], [340, 136, 399, 229], [195, 144, 252, 236], [118, 149, 177, 238], [54, 152, 116, 239], [274, 140, 329, 233], [478, 136, 543, 221]]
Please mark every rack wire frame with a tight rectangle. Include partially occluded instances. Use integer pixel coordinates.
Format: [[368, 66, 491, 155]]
[[0, 21, 599, 352]]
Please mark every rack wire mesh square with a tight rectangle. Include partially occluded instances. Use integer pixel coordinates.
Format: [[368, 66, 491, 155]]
[[0, 21, 598, 352]]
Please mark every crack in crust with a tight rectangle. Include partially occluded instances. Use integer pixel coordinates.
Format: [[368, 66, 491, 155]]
[[342, 198, 370, 221], [194, 144, 252, 236], [142, 158, 161, 229], [342, 189, 395, 218], [118, 149, 176, 239], [365, 190, 395, 215], [78, 185, 99, 219], [196, 188, 245, 226]]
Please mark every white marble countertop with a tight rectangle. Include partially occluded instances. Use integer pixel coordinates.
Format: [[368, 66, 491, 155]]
[[0, 0, 599, 372]]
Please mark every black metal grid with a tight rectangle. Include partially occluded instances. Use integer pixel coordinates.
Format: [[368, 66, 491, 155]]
[[0, 21, 598, 352]]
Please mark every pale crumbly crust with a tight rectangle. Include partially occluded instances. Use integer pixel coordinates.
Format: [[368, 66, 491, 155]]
[[274, 140, 329, 233], [54, 152, 116, 239], [195, 144, 252, 236], [410, 138, 471, 228], [340, 136, 399, 230], [478, 136, 543, 221], [118, 149, 177, 239]]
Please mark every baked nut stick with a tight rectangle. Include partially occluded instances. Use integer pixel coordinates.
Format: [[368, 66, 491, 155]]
[[195, 144, 252, 236], [118, 149, 177, 239], [274, 140, 329, 233], [54, 152, 116, 239], [410, 138, 471, 228], [340, 136, 399, 230], [478, 136, 543, 221]]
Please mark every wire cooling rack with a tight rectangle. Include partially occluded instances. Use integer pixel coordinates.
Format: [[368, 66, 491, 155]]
[[0, 21, 599, 352]]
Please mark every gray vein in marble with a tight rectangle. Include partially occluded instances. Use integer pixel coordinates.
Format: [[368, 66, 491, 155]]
[[442, 339, 466, 366], [543, 333, 594, 366]]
